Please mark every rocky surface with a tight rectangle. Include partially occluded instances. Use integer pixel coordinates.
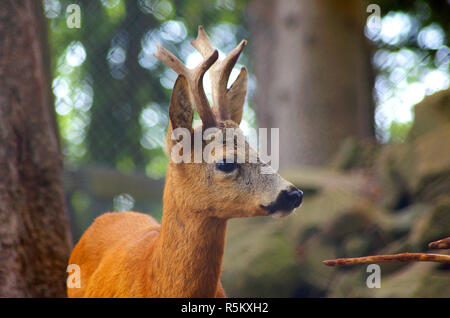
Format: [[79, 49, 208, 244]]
[[221, 89, 450, 297]]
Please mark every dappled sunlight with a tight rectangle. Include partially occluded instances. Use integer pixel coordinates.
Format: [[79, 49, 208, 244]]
[[4, 0, 449, 300], [367, 9, 449, 142]]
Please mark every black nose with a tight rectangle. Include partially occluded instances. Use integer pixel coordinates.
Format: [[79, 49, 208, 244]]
[[260, 187, 303, 214], [278, 187, 303, 211]]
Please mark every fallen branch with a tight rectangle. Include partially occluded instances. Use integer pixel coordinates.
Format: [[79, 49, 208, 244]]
[[323, 252, 450, 267], [428, 237, 450, 249], [323, 236, 450, 267]]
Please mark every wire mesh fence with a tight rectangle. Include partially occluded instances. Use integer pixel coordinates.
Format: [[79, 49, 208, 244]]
[[43, 0, 449, 241], [47, 0, 249, 172], [44, 0, 252, 239]]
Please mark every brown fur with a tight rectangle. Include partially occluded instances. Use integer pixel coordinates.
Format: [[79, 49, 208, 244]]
[[68, 210, 227, 297]]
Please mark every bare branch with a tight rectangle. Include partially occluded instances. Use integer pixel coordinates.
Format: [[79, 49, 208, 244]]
[[428, 237, 450, 249], [323, 252, 450, 267]]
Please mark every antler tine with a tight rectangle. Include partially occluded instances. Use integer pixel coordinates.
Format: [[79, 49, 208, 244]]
[[154, 44, 219, 128], [190, 26, 215, 57], [191, 26, 247, 121], [154, 44, 188, 76]]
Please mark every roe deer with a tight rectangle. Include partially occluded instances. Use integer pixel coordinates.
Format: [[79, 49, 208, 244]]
[[67, 26, 303, 298]]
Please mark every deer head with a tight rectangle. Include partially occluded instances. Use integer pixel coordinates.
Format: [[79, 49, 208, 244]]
[[154, 26, 302, 219]]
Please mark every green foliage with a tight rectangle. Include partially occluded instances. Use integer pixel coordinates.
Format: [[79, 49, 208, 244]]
[[388, 121, 413, 143], [45, 0, 449, 172], [44, 0, 251, 179], [369, 0, 449, 142]]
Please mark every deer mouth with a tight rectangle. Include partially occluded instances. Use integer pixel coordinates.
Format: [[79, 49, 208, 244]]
[[270, 210, 294, 219], [260, 205, 296, 219]]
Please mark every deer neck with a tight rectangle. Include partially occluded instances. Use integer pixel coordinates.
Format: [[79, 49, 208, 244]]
[[151, 177, 227, 297]]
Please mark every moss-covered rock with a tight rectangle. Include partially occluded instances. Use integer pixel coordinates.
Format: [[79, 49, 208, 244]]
[[221, 90, 450, 298], [408, 196, 450, 249], [407, 89, 450, 141]]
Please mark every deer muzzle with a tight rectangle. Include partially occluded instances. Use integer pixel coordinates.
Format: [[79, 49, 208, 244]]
[[260, 186, 303, 218]]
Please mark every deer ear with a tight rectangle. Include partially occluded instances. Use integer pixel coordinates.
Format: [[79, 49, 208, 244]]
[[169, 75, 194, 129], [226, 67, 248, 125], [165, 75, 194, 154]]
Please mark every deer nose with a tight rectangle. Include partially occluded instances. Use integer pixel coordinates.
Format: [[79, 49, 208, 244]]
[[279, 187, 303, 211]]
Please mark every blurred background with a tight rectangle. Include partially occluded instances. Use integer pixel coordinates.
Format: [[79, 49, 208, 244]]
[[0, 0, 448, 297]]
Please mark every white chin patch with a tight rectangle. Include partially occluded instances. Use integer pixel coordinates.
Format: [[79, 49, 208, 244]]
[[270, 210, 292, 219]]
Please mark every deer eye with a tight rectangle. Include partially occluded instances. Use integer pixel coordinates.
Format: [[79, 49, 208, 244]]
[[215, 160, 238, 173]]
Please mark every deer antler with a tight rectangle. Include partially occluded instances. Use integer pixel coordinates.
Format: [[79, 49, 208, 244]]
[[323, 236, 450, 267], [191, 26, 247, 122], [154, 43, 219, 128]]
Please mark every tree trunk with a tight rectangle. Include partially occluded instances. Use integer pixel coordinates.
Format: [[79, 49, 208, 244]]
[[0, 0, 72, 297], [248, 0, 375, 167]]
